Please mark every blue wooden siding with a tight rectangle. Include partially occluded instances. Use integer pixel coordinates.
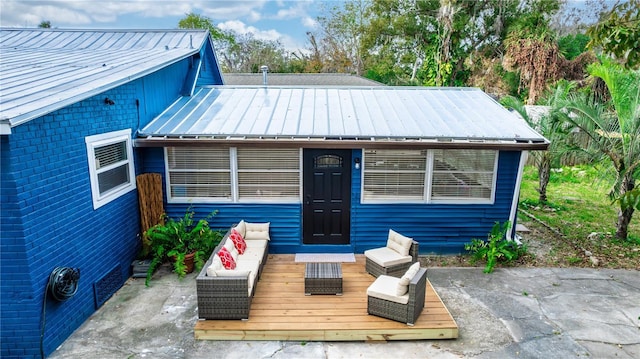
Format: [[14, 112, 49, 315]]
[[350, 150, 521, 254], [0, 55, 200, 358], [150, 148, 522, 256], [196, 38, 224, 86]]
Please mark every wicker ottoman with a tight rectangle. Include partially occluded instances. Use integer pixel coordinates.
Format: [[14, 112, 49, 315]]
[[305, 262, 342, 295]]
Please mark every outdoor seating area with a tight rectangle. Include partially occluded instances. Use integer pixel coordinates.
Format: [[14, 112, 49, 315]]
[[194, 254, 458, 341], [364, 229, 420, 277], [196, 220, 270, 320]]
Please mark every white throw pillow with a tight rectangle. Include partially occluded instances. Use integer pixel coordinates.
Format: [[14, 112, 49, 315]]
[[224, 239, 239, 262], [244, 222, 270, 240]]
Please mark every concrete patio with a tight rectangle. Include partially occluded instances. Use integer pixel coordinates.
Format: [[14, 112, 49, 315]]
[[48, 265, 639, 359]]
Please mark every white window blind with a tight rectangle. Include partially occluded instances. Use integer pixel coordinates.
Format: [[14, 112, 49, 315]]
[[236, 148, 300, 201], [85, 129, 136, 209], [431, 149, 496, 200], [166, 147, 231, 200], [362, 148, 497, 203], [363, 149, 427, 201]]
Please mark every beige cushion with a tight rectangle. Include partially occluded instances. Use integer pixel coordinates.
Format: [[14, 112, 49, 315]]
[[244, 222, 270, 240], [214, 259, 260, 296], [397, 262, 421, 295], [364, 247, 412, 267], [233, 220, 246, 238], [387, 229, 413, 256], [242, 245, 265, 264], [245, 239, 268, 249], [367, 275, 409, 305], [206, 255, 223, 276]]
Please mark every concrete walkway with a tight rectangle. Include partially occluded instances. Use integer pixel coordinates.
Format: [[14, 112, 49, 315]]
[[49, 266, 640, 359]]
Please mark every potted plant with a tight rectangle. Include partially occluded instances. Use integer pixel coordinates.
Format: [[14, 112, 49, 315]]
[[144, 208, 222, 285]]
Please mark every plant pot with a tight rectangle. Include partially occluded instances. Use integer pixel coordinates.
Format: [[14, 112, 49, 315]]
[[183, 252, 196, 274], [171, 252, 196, 274]]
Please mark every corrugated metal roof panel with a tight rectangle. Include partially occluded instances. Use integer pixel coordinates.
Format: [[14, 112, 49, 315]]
[[0, 28, 209, 127], [139, 86, 548, 147]]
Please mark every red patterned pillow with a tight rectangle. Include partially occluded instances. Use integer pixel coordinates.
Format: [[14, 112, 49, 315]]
[[230, 232, 247, 254], [217, 247, 236, 270]]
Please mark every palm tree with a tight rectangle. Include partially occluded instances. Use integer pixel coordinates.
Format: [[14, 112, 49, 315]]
[[559, 60, 640, 240], [502, 81, 575, 204]]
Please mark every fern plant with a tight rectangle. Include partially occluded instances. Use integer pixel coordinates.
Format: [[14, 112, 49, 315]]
[[144, 208, 222, 285], [464, 221, 527, 273]]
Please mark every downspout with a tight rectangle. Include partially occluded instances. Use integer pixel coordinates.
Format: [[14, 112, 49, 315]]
[[508, 151, 528, 243]]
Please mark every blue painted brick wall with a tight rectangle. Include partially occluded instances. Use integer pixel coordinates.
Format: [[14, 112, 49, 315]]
[[0, 57, 193, 358]]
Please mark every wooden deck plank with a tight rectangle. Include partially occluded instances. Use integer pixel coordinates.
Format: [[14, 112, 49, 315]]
[[194, 254, 459, 341]]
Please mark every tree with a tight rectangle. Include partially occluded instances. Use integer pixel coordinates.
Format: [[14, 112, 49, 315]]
[[559, 59, 639, 240], [587, 0, 640, 69], [38, 20, 51, 28], [501, 81, 575, 204], [315, 0, 370, 75]]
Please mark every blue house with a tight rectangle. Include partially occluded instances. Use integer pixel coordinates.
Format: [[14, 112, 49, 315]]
[[137, 85, 548, 254], [0, 28, 222, 358], [1, 28, 547, 358]]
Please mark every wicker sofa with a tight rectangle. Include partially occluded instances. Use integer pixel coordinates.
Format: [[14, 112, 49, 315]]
[[196, 220, 270, 320], [366, 262, 427, 325], [364, 229, 419, 278]]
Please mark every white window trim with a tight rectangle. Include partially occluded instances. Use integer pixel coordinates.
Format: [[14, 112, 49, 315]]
[[361, 148, 498, 205], [166, 147, 302, 204], [85, 129, 136, 210]]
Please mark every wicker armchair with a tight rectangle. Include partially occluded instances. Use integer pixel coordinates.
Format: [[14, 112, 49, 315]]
[[366, 266, 427, 326], [365, 229, 419, 278]]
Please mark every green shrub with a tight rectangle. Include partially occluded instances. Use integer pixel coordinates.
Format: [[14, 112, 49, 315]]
[[464, 221, 528, 273]]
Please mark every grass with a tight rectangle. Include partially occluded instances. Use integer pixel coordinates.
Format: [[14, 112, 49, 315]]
[[517, 164, 639, 269]]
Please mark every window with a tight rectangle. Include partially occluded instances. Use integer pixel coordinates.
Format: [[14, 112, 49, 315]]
[[85, 129, 136, 209], [362, 150, 427, 201], [431, 149, 496, 200], [166, 147, 231, 201], [237, 148, 300, 201], [166, 147, 301, 202], [362, 148, 497, 203]]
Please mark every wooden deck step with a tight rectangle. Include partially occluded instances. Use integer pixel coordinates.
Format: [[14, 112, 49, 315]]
[[194, 254, 458, 341]]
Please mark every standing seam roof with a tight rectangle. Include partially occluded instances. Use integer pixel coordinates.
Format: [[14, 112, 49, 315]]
[[138, 86, 548, 149], [0, 28, 210, 127]]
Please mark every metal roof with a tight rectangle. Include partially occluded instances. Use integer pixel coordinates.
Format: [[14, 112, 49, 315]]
[[0, 28, 210, 130], [222, 73, 384, 86], [137, 86, 548, 150]]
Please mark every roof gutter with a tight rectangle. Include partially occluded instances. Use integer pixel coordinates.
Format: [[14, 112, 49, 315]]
[[134, 136, 550, 150]]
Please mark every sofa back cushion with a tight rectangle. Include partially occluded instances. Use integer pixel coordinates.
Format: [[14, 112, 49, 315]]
[[396, 262, 421, 295], [233, 220, 247, 238], [387, 229, 413, 256], [244, 222, 271, 240], [206, 255, 223, 276]]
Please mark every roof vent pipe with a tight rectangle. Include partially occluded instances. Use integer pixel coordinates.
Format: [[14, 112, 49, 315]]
[[260, 65, 268, 86]]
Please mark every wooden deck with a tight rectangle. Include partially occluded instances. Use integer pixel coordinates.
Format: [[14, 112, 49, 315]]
[[194, 254, 459, 341]]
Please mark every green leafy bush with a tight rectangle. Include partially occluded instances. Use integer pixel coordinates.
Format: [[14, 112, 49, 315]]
[[145, 208, 223, 285], [464, 221, 528, 273]]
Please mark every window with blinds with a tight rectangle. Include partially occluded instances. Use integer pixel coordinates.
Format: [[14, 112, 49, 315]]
[[237, 148, 300, 201], [165, 147, 301, 202], [166, 147, 231, 200], [363, 149, 427, 201], [85, 129, 136, 209], [431, 149, 496, 200], [362, 148, 497, 203]]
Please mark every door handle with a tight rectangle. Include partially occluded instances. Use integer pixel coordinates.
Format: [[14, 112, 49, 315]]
[[305, 195, 311, 205]]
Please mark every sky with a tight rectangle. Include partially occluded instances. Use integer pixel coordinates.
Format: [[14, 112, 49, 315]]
[[0, 0, 335, 52]]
